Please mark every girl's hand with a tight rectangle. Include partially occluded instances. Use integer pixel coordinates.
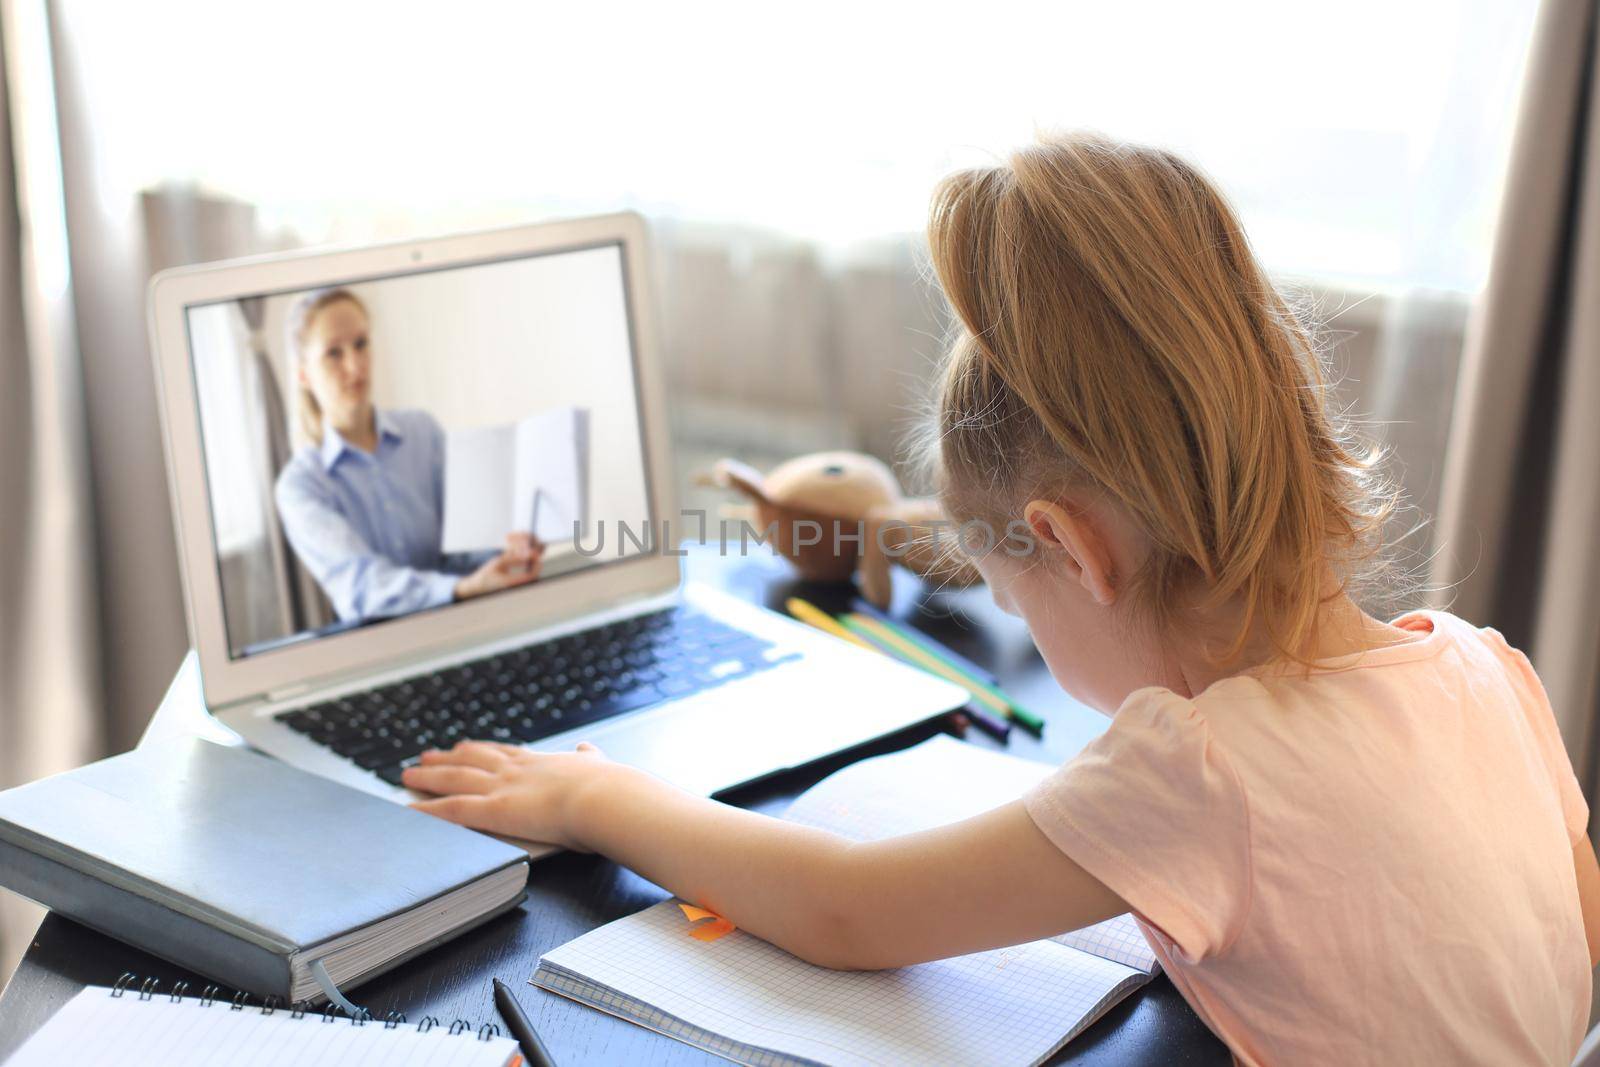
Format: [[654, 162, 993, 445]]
[[403, 739, 612, 850]]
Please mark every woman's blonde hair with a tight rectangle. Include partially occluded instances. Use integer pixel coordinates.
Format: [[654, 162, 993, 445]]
[[927, 134, 1392, 662], [286, 287, 368, 445]]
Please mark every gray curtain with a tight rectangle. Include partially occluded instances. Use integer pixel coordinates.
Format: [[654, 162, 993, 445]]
[[1433, 0, 1600, 822], [48, 14, 189, 755], [0, 2, 103, 978]]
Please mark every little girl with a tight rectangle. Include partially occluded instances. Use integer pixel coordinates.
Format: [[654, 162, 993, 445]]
[[404, 136, 1599, 1064]]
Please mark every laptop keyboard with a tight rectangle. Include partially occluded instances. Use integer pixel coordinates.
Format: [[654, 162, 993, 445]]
[[275, 607, 792, 788]]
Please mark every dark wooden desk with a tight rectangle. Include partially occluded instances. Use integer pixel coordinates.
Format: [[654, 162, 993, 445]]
[[0, 545, 1229, 1065]]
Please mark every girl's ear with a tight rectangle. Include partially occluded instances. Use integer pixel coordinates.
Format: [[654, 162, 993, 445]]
[[1023, 498, 1116, 606]]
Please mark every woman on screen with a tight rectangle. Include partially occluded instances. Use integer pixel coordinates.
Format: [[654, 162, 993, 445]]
[[274, 287, 542, 623]]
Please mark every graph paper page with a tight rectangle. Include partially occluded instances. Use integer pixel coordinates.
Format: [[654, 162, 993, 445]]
[[781, 736, 1159, 974], [6, 987, 520, 1067], [538, 899, 1143, 1067]]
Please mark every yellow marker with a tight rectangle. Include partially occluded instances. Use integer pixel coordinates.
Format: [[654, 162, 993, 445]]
[[841, 614, 1011, 717], [845, 613, 1045, 734], [785, 597, 878, 652]]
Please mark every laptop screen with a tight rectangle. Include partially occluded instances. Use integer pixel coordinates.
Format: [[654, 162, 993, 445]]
[[184, 241, 653, 659]]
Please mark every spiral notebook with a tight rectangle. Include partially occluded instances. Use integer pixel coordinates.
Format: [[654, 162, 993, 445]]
[[4, 980, 522, 1067], [534, 737, 1160, 1067]]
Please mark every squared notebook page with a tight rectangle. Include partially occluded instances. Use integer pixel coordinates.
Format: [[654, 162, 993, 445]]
[[5, 988, 520, 1067], [536, 899, 1145, 1067], [781, 736, 1159, 974]]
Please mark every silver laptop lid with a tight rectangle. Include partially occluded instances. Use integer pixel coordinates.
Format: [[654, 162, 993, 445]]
[[147, 213, 680, 710]]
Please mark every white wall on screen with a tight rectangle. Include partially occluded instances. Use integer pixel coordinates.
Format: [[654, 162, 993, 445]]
[[262, 245, 651, 533]]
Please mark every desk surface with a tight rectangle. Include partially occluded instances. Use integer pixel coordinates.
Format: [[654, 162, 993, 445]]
[[0, 545, 1228, 1065]]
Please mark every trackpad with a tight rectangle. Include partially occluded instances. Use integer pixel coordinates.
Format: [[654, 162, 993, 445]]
[[545, 654, 960, 799], [580, 687, 800, 797]]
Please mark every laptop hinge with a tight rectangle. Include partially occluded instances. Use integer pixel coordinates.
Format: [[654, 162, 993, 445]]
[[248, 586, 681, 712], [266, 681, 312, 705]]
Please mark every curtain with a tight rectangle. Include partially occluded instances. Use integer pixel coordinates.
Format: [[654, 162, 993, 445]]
[[47, 9, 189, 754], [1432, 0, 1600, 823], [0, 0, 103, 978]]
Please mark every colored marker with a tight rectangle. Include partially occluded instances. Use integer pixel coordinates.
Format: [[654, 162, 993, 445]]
[[841, 621, 1012, 741], [785, 597, 878, 652], [844, 613, 1045, 735], [841, 614, 1011, 717], [848, 598, 1000, 687], [953, 702, 1012, 742]]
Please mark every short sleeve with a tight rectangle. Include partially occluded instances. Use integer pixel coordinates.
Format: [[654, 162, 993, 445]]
[[1023, 686, 1252, 961], [1488, 631, 1591, 846]]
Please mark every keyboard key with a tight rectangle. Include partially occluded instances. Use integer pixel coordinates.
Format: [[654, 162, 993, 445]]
[[600, 685, 663, 716], [374, 764, 408, 788]]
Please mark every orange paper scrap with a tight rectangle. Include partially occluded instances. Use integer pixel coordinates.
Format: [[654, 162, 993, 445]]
[[690, 919, 736, 941], [677, 901, 737, 942]]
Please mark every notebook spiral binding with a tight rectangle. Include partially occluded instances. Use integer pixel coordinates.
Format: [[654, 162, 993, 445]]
[[108, 974, 504, 1042]]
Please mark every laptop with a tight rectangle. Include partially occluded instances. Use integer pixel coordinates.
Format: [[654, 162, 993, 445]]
[[146, 212, 966, 853]]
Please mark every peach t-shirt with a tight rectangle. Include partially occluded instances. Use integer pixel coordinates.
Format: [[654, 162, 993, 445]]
[[1023, 611, 1591, 1065]]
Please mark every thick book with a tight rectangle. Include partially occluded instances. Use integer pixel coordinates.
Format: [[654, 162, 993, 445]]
[[0, 737, 529, 1004], [533, 736, 1160, 1067]]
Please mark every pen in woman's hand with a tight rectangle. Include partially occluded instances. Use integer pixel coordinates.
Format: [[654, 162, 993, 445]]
[[505, 531, 544, 576]]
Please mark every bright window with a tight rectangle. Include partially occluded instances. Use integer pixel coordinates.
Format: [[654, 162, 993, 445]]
[[60, 0, 1538, 291]]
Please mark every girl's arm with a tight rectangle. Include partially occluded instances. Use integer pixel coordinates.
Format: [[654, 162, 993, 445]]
[[405, 741, 1128, 970]]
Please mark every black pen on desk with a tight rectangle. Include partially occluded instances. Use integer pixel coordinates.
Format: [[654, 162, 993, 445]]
[[493, 977, 557, 1067]]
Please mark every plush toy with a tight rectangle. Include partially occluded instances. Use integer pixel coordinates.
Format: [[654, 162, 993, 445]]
[[700, 450, 983, 608]]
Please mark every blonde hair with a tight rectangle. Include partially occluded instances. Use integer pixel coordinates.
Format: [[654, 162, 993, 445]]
[[927, 134, 1392, 663], [286, 287, 368, 445]]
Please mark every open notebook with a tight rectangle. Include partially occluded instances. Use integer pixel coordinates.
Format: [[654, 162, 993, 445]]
[[533, 736, 1160, 1066], [442, 405, 589, 551], [5, 984, 521, 1067]]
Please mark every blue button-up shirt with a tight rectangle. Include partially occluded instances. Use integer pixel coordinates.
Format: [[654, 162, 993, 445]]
[[275, 408, 490, 622]]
